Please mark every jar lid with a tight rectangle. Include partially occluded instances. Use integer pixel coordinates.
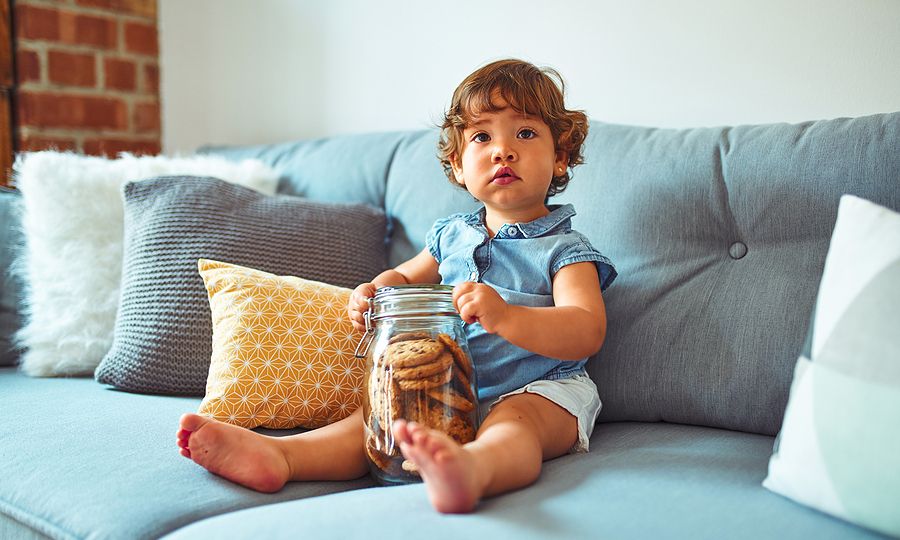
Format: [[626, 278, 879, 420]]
[[372, 284, 457, 319]]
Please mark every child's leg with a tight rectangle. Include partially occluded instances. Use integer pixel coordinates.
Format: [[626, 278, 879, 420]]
[[177, 408, 368, 492], [392, 392, 578, 513]]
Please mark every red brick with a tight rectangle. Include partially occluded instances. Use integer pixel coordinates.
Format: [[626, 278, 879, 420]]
[[16, 50, 41, 83], [76, 0, 157, 20], [17, 134, 78, 153], [83, 137, 160, 157], [142, 63, 159, 94], [58, 11, 118, 49], [18, 92, 127, 130], [124, 21, 157, 56], [16, 5, 59, 40], [134, 101, 159, 132], [104, 57, 136, 90], [48, 50, 96, 87]]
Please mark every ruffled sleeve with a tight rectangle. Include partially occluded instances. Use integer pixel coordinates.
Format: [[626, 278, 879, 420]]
[[424, 215, 457, 263], [550, 234, 618, 291]]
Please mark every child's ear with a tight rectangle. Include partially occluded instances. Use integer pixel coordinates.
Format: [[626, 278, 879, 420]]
[[554, 150, 568, 175], [451, 154, 465, 185]]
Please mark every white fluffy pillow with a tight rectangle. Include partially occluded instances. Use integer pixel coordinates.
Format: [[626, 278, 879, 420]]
[[12, 152, 280, 377]]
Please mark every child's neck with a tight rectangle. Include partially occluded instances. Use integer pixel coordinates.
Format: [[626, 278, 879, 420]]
[[483, 205, 550, 238]]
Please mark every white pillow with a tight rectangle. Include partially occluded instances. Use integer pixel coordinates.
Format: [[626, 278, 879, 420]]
[[763, 195, 900, 537], [12, 152, 280, 377]]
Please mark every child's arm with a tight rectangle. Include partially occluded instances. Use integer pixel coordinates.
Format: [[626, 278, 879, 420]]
[[348, 248, 441, 331], [453, 261, 606, 360]]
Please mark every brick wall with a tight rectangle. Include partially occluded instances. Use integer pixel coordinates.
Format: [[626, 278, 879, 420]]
[[15, 0, 160, 156]]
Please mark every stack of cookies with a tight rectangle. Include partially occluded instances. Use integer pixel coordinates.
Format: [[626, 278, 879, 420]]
[[364, 331, 478, 482]]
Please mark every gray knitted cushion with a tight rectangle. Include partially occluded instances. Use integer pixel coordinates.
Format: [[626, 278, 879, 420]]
[[95, 176, 387, 395], [0, 187, 24, 366]]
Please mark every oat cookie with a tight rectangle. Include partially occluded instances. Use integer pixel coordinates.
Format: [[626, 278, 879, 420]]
[[452, 365, 475, 402], [366, 370, 386, 427], [402, 394, 430, 425], [392, 351, 453, 380], [396, 369, 452, 391], [425, 402, 476, 444], [437, 333, 473, 379], [384, 338, 444, 369], [388, 381, 403, 429], [402, 394, 477, 445], [426, 386, 475, 413], [368, 369, 402, 434], [388, 331, 433, 344]]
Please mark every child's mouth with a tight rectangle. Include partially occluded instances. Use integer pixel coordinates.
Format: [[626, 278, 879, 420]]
[[492, 167, 520, 185]]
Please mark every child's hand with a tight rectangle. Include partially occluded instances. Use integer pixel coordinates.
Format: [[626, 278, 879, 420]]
[[452, 282, 509, 334], [348, 282, 377, 332]]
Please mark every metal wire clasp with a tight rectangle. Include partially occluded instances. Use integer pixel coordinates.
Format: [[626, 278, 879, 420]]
[[353, 297, 375, 358]]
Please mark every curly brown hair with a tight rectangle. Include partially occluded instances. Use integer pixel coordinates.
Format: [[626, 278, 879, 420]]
[[438, 59, 589, 197]]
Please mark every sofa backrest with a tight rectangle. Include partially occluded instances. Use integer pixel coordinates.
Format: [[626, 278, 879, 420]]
[[562, 113, 900, 435], [206, 112, 900, 435], [202, 131, 480, 267]]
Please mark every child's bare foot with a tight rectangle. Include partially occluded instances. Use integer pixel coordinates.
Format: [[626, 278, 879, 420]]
[[392, 419, 483, 513], [177, 413, 291, 493]]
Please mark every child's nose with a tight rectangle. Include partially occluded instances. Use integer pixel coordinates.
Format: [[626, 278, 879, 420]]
[[491, 143, 516, 163]]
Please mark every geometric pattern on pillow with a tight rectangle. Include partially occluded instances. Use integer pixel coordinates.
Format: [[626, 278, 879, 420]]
[[763, 195, 900, 538], [94, 176, 387, 396], [197, 259, 365, 429]]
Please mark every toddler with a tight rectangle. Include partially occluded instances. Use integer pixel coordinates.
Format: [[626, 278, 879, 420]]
[[177, 58, 617, 514]]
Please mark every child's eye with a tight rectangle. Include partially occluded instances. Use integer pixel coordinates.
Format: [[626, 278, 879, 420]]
[[518, 129, 537, 139], [471, 132, 490, 143]]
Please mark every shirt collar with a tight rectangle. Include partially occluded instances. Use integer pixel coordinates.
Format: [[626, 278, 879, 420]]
[[461, 204, 576, 238]]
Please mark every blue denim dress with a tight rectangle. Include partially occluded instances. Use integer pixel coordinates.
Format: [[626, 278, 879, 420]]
[[426, 204, 617, 401]]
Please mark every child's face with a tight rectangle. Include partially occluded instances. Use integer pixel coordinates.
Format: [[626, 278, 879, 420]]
[[452, 97, 567, 217]]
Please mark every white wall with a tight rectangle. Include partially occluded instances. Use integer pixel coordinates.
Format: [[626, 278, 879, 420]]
[[159, 0, 900, 154]]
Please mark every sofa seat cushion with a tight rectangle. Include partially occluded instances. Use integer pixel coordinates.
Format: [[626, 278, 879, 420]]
[[162, 422, 880, 540], [0, 368, 375, 540]]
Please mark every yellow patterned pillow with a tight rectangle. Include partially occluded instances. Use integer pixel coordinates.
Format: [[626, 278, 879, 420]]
[[197, 259, 365, 429]]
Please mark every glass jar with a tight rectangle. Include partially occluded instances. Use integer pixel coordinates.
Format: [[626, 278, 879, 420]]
[[355, 284, 479, 485]]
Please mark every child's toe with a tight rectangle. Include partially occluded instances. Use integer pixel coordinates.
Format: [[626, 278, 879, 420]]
[[179, 413, 209, 432], [423, 434, 447, 455], [410, 427, 430, 446], [391, 419, 411, 444]]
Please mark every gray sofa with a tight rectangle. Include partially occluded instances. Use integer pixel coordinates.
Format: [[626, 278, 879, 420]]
[[1, 112, 897, 539]]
